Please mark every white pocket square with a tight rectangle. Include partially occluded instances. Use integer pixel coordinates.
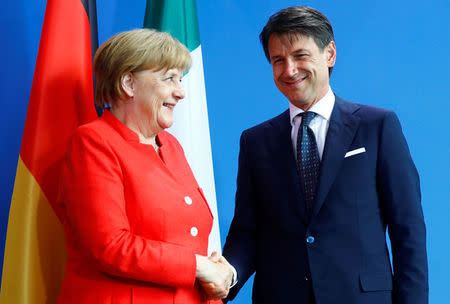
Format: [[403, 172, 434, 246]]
[[344, 147, 366, 158]]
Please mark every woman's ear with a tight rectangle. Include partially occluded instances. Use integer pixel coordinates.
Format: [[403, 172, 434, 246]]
[[121, 73, 135, 98]]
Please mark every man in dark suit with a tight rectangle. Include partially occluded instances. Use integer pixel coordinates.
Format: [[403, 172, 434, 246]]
[[222, 6, 428, 304]]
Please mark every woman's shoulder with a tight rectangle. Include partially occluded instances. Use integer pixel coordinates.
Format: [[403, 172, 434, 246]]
[[66, 116, 117, 155], [73, 117, 109, 140]]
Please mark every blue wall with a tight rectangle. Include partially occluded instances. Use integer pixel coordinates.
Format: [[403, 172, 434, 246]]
[[1, 1, 449, 303]]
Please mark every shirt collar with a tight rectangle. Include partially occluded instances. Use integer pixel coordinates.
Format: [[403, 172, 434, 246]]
[[289, 87, 335, 126]]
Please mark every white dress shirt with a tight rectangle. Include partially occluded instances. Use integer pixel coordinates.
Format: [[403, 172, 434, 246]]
[[289, 88, 335, 160]]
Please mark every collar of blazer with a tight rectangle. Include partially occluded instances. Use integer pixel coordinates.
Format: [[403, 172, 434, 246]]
[[312, 96, 361, 218], [262, 96, 361, 224]]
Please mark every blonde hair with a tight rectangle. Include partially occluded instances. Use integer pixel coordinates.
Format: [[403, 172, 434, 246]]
[[94, 28, 192, 107]]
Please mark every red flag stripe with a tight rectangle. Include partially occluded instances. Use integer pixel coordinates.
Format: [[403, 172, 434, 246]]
[[20, 0, 97, 208]]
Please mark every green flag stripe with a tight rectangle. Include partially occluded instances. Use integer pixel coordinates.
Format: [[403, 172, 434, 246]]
[[144, 0, 200, 51]]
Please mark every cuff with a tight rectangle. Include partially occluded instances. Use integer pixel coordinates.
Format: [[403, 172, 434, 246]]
[[230, 264, 238, 288]]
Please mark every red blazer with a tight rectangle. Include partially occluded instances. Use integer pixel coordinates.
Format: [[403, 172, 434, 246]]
[[56, 110, 220, 304]]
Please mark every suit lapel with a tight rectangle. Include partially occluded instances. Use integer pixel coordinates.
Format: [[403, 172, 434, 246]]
[[312, 96, 360, 218], [270, 111, 309, 225]]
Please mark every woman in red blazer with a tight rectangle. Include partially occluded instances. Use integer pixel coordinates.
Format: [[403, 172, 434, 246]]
[[56, 29, 232, 304]]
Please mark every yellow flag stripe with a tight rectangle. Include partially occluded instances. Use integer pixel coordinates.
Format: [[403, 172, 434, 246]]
[[0, 157, 66, 303]]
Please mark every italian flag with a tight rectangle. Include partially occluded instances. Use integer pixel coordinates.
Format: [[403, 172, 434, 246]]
[[144, 0, 221, 254]]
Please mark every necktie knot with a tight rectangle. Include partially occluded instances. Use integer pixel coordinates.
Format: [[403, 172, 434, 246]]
[[300, 112, 316, 127]]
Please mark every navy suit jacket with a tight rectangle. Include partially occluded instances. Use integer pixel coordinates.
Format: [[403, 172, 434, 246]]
[[223, 96, 428, 304]]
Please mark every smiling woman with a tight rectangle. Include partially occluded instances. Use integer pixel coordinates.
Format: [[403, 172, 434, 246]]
[[93, 29, 191, 149], [54, 28, 234, 304]]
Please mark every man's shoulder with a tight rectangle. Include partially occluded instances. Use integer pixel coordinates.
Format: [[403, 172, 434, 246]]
[[335, 95, 395, 122], [241, 109, 290, 138]]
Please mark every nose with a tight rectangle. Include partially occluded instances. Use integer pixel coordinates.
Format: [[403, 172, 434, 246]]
[[283, 58, 298, 77], [173, 82, 185, 100]]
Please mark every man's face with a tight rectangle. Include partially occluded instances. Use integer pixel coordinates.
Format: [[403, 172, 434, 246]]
[[268, 33, 336, 110]]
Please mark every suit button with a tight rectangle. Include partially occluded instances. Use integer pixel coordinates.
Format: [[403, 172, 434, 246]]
[[184, 196, 193, 205], [306, 236, 315, 244], [190, 227, 198, 237], [304, 276, 309, 281]]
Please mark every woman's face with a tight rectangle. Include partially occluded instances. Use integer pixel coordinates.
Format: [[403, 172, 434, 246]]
[[131, 68, 185, 134]]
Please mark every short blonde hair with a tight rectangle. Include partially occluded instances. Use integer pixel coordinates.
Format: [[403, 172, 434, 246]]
[[94, 29, 192, 107]]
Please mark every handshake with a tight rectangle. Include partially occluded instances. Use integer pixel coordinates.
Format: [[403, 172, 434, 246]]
[[195, 252, 235, 300]]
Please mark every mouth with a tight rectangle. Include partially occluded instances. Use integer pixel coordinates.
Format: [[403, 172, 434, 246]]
[[163, 103, 175, 109], [283, 74, 308, 88]]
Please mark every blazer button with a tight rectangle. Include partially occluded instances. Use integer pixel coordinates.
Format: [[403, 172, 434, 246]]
[[306, 236, 315, 244], [184, 196, 193, 205], [190, 227, 198, 237]]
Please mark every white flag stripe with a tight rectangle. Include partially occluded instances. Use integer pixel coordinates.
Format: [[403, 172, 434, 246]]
[[167, 45, 221, 254]]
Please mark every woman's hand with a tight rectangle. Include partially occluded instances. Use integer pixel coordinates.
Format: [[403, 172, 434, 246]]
[[195, 252, 234, 300]]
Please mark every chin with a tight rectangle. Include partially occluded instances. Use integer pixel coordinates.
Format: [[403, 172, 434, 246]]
[[288, 94, 305, 104], [158, 121, 173, 130], [290, 98, 313, 109]]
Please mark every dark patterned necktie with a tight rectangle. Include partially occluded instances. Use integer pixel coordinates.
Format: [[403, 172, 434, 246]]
[[296, 112, 320, 218]]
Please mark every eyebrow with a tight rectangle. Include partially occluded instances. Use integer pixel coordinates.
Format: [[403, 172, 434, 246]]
[[164, 70, 180, 76], [270, 49, 310, 61], [292, 49, 310, 55], [270, 55, 282, 61]]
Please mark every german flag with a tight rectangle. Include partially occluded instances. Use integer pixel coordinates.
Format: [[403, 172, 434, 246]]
[[0, 0, 98, 302]]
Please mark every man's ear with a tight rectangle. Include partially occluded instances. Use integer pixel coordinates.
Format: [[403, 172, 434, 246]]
[[326, 41, 336, 68], [121, 73, 135, 98]]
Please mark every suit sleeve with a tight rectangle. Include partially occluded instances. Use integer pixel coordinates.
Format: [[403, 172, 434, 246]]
[[222, 131, 257, 301], [377, 112, 428, 304], [60, 128, 197, 288]]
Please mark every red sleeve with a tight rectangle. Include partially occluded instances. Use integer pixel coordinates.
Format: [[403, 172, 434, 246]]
[[61, 127, 197, 288]]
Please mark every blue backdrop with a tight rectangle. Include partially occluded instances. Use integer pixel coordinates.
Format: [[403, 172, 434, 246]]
[[1, 1, 449, 303]]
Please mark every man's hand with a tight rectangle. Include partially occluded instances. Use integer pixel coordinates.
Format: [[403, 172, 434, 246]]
[[195, 252, 234, 300]]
